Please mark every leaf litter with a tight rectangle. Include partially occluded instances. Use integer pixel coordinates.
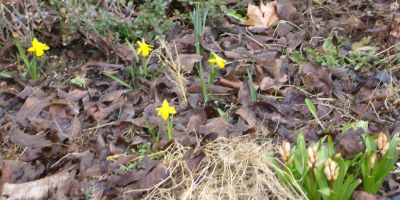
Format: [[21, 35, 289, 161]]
[[0, 0, 400, 199]]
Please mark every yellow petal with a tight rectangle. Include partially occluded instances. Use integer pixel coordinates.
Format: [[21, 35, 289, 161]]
[[27, 47, 35, 52], [162, 112, 169, 120], [162, 99, 169, 107], [208, 58, 217, 63], [217, 61, 225, 69], [167, 107, 176, 114], [142, 50, 149, 57], [41, 43, 50, 50], [31, 38, 39, 46], [36, 49, 44, 57]]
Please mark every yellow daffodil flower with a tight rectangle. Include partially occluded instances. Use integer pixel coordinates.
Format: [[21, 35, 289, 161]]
[[137, 40, 153, 57], [208, 53, 226, 69], [156, 99, 176, 120], [27, 38, 50, 57]]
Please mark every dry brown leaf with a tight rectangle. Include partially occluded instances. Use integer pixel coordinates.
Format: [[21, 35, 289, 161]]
[[9, 128, 52, 148], [235, 107, 256, 128], [244, 1, 279, 28], [175, 54, 201, 73], [352, 191, 377, 200], [1, 170, 72, 200]]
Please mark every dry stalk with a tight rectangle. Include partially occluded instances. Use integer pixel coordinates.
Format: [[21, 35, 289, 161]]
[[156, 39, 188, 104]]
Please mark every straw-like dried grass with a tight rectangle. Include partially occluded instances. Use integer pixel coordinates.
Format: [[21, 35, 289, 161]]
[[133, 136, 304, 200]]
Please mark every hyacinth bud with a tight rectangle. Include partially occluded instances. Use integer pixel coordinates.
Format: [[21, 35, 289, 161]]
[[377, 132, 388, 151], [377, 132, 389, 156], [279, 141, 291, 163], [381, 143, 390, 156], [324, 158, 339, 181], [370, 153, 377, 169], [307, 145, 319, 168]]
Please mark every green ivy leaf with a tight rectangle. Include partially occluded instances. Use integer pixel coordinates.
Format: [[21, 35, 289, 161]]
[[71, 76, 86, 87]]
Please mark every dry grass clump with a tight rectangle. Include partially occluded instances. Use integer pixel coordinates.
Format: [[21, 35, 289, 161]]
[[139, 136, 304, 200]]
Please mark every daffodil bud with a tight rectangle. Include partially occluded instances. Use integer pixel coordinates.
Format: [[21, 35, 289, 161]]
[[307, 145, 319, 168], [370, 153, 377, 169], [324, 158, 339, 181], [279, 141, 291, 163]]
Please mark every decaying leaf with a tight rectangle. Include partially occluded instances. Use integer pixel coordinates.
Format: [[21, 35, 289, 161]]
[[236, 106, 256, 128], [276, 0, 298, 21], [335, 128, 366, 159], [9, 128, 51, 148], [244, 1, 279, 28], [1, 170, 72, 200]]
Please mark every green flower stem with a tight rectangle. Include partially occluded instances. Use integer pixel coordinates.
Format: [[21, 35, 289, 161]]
[[167, 117, 173, 141], [32, 55, 37, 80], [39, 55, 46, 79], [208, 65, 217, 84], [140, 56, 149, 78]]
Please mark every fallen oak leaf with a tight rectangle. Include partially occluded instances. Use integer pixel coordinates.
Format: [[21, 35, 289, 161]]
[[244, 1, 279, 28]]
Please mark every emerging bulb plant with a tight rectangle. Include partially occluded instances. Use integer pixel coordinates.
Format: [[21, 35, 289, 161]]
[[361, 132, 398, 194], [156, 99, 176, 141], [136, 39, 153, 78], [274, 133, 364, 200], [15, 37, 50, 80]]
